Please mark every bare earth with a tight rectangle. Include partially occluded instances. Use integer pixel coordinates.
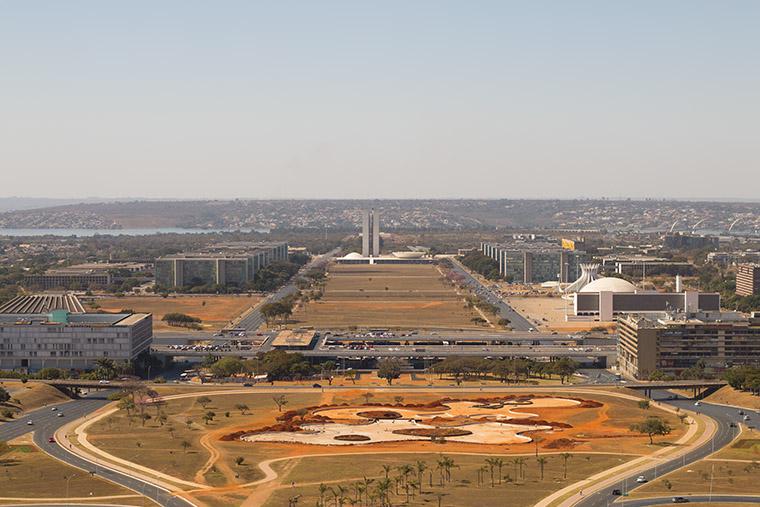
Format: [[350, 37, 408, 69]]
[[92, 295, 261, 333]]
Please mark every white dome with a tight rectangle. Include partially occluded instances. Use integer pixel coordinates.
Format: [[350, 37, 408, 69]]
[[343, 252, 364, 260], [579, 277, 637, 293]]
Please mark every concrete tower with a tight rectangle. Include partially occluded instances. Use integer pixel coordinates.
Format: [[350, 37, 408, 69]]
[[372, 209, 380, 257], [362, 210, 371, 257], [361, 209, 381, 257]]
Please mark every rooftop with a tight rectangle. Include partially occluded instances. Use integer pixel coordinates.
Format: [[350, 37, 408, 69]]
[[0, 294, 85, 314]]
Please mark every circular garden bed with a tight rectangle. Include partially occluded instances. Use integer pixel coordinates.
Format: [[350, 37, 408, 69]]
[[392, 428, 472, 438], [356, 410, 403, 419]]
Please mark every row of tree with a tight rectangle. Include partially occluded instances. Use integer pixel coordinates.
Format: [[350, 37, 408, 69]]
[[430, 356, 579, 384], [724, 366, 760, 394], [459, 251, 501, 280]]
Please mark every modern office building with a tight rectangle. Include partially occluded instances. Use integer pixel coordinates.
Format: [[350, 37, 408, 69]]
[[663, 233, 718, 250], [480, 240, 586, 283], [617, 311, 760, 379], [155, 242, 288, 289], [736, 263, 760, 297], [362, 209, 381, 257], [23, 262, 151, 290], [0, 295, 152, 371], [598, 255, 695, 277]]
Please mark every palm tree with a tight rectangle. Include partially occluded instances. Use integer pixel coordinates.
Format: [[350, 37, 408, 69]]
[[514, 457, 526, 481], [382, 464, 392, 480], [485, 458, 497, 487], [375, 478, 392, 507], [494, 458, 505, 484], [537, 456, 548, 480], [415, 460, 427, 494], [398, 464, 414, 502], [318, 483, 328, 507], [560, 452, 573, 479]]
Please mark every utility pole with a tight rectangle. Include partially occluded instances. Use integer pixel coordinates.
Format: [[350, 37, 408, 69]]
[[709, 463, 715, 503]]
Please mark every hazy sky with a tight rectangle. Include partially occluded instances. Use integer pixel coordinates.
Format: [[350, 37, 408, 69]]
[[1, 1, 758, 200]]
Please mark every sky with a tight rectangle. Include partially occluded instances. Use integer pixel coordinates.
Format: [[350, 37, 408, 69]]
[[0, 1, 758, 200]]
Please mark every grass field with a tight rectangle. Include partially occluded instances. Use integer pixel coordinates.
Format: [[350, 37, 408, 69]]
[[713, 427, 760, 461], [90, 295, 261, 334], [0, 441, 147, 504], [289, 263, 485, 330], [262, 452, 631, 507]]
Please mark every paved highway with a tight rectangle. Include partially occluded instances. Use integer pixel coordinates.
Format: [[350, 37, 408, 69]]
[[448, 258, 534, 331], [0, 391, 193, 507], [577, 391, 749, 507], [621, 495, 760, 505]]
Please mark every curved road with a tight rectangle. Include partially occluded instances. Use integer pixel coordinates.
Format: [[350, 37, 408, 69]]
[[622, 494, 760, 505], [577, 390, 749, 507], [0, 391, 194, 507]]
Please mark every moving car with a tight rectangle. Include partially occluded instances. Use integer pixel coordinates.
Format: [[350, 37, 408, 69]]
[[743, 415, 751, 421], [312, 383, 322, 388], [672, 497, 689, 503], [611, 489, 622, 496], [26, 420, 33, 425], [694, 401, 701, 406], [57, 412, 64, 417], [47, 437, 56, 443], [98, 380, 110, 385], [636, 475, 648, 483], [51, 407, 57, 411]]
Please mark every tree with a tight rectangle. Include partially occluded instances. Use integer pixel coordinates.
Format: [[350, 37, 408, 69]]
[[377, 358, 402, 385], [363, 392, 374, 405], [485, 458, 497, 487], [638, 400, 651, 410], [180, 440, 191, 453], [210, 358, 244, 378], [197, 396, 212, 409], [630, 416, 673, 445], [0, 387, 11, 404], [344, 370, 358, 384], [551, 358, 578, 384], [235, 456, 245, 466], [272, 394, 288, 412], [415, 460, 427, 494], [536, 456, 548, 480], [560, 452, 572, 479], [203, 411, 216, 424], [394, 396, 405, 405], [235, 403, 250, 415]]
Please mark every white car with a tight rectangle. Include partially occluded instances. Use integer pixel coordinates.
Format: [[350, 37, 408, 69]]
[[51, 407, 58, 411], [636, 475, 648, 483], [27, 420, 33, 425], [694, 401, 701, 406], [98, 380, 110, 385]]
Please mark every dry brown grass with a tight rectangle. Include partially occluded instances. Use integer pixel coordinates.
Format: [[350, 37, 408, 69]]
[[0, 442, 145, 503], [0, 381, 70, 419], [91, 295, 261, 333], [290, 263, 484, 330], [704, 386, 760, 410]]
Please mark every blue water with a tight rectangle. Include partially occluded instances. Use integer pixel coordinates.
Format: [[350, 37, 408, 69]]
[[0, 227, 270, 237]]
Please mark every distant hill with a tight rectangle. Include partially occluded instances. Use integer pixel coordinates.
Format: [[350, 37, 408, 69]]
[[0, 197, 119, 212]]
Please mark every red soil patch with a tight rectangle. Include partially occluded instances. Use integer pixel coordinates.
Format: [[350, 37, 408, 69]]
[[355, 410, 403, 419], [392, 428, 473, 438]]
